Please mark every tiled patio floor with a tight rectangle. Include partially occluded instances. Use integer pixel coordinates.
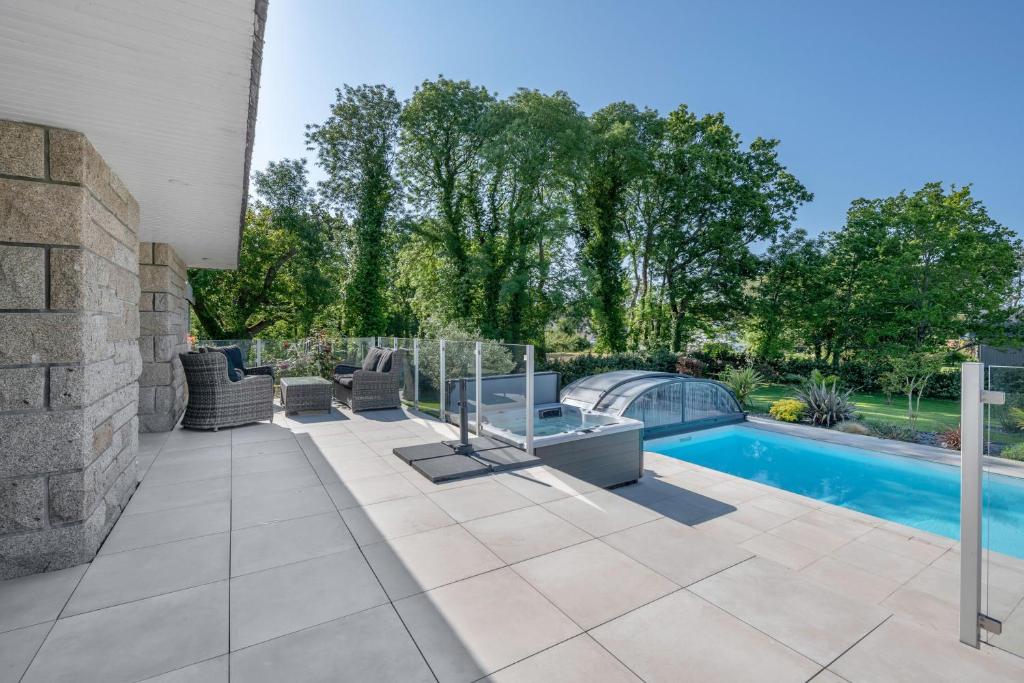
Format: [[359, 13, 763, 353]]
[[3, 406, 1024, 682]]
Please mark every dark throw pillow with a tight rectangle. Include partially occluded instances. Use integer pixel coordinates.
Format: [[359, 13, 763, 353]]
[[375, 348, 395, 373], [215, 345, 245, 382], [361, 347, 384, 372]]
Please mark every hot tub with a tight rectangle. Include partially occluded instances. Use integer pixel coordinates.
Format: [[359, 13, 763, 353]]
[[481, 403, 644, 488]]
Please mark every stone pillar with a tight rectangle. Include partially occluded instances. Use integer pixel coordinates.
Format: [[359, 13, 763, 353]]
[[0, 121, 141, 579], [138, 242, 189, 432]]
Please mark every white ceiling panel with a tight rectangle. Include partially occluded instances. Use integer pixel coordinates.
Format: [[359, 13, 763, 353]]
[[0, 0, 264, 267]]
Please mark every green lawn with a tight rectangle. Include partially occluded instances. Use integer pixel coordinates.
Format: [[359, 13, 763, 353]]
[[748, 384, 960, 433]]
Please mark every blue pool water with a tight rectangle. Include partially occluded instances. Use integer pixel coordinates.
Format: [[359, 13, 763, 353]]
[[646, 425, 1024, 559]]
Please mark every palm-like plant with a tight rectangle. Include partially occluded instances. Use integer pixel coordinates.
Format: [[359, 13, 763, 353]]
[[719, 366, 765, 409], [795, 379, 855, 427]]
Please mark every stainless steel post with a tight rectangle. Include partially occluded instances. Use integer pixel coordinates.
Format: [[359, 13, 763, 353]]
[[475, 342, 483, 436], [525, 345, 534, 456], [439, 339, 447, 423], [413, 339, 420, 411], [960, 362, 983, 647]]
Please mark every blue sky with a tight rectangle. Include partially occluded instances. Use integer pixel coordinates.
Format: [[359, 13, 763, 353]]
[[252, 0, 1023, 235]]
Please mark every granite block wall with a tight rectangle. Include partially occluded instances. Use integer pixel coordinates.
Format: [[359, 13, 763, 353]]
[[138, 242, 189, 432], [0, 120, 141, 579]]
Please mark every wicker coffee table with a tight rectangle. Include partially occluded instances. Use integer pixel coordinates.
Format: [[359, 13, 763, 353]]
[[280, 376, 333, 414]]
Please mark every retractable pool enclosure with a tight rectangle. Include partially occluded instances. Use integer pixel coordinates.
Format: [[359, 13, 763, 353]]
[[560, 371, 745, 437]]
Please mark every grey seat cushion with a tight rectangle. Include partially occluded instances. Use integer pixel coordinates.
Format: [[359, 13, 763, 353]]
[[336, 376, 354, 389], [361, 347, 384, 372], [375, 348, 395, 373]]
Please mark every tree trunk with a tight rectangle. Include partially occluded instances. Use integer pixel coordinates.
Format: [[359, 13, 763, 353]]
[[190, 296, 228, 339]]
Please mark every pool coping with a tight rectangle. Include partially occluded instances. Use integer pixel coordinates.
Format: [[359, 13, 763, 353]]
[[743, 417, 1024, 480]]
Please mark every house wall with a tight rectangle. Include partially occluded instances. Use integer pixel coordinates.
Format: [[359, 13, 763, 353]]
[[138, 242, 189, 432], [0, 121, 141, 579]]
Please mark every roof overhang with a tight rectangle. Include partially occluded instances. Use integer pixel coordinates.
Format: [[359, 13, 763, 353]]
[[0, 0, 267, 268]]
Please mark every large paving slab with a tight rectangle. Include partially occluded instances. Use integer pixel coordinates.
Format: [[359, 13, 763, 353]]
[[22, 581, 228, 683], [462, 505, 593, 563], [229, 605, 435, 683], [511, 539, 678, 629], [484, 633, 642, 682], [63, 533, 229, 617], [229, 549, 387, 649], [689, 557, 890, 665], [0, 564, 86, 634], [590, 590, 821, 682], [602, 517, 753, 587], [4, 405, 1024, 681], [394, 567, 582, 682], [362, 524, 504, 599], [831, 616, 1024, 682]]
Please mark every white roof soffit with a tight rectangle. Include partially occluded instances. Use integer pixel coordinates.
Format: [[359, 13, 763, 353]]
[[0, 0, 267, 268]]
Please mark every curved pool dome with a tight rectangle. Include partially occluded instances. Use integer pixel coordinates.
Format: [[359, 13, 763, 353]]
[[560, 370, 745, 438]]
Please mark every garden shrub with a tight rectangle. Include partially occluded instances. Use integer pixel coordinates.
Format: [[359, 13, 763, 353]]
[[994, 397, 1024, 432], [769, 398, 805, 423], [939, 425, 961, 450], [1001, 443, 1024, 461], [795, 380, 855, 427], [675, 355, 705, 377], [806, 368, 839, 387], [692, 343, 748, 377], [925, 369, 961, 400], [719, 366, 766, 409], [867, 421, 917, 442], [544, 326, 590, 352], [833, 420, 872, 435]]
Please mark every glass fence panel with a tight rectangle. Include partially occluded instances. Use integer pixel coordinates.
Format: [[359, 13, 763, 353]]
[[329, 337, 376, 367], [390, 338, 416, 406], [192, 336, 533, 433], [415, 339, 442, 419], [195, 337, 378, 387], [441, 340, 477, 426], [477, 342, 530, 446], [981, 365, 1024, 659]]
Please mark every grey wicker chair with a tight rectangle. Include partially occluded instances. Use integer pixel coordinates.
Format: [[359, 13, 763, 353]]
[[333, 348, 405, 411], [180, 351, 274, 430]]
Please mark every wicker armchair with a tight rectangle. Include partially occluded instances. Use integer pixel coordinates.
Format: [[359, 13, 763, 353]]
[[180, 352, 274, 430], [334, 348, 405, 411], [208, 344, 275, 380]]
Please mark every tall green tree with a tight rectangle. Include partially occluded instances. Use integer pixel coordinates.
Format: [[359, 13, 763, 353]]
[[824, 183, 1019, 361], [398, 78, 587, 344], [749, 183, 1021, 365], [472, 88, 587, 342], [399, 77, 493, 323], [190, 159, 341, 339], [637, 107, 811, 351], [745, 229, 829, 359], [307, 84, 401, 336], [574, 103, 661, 351]]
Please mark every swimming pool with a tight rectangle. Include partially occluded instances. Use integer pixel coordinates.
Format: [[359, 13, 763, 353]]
[[645, 424, 1024, 559]]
